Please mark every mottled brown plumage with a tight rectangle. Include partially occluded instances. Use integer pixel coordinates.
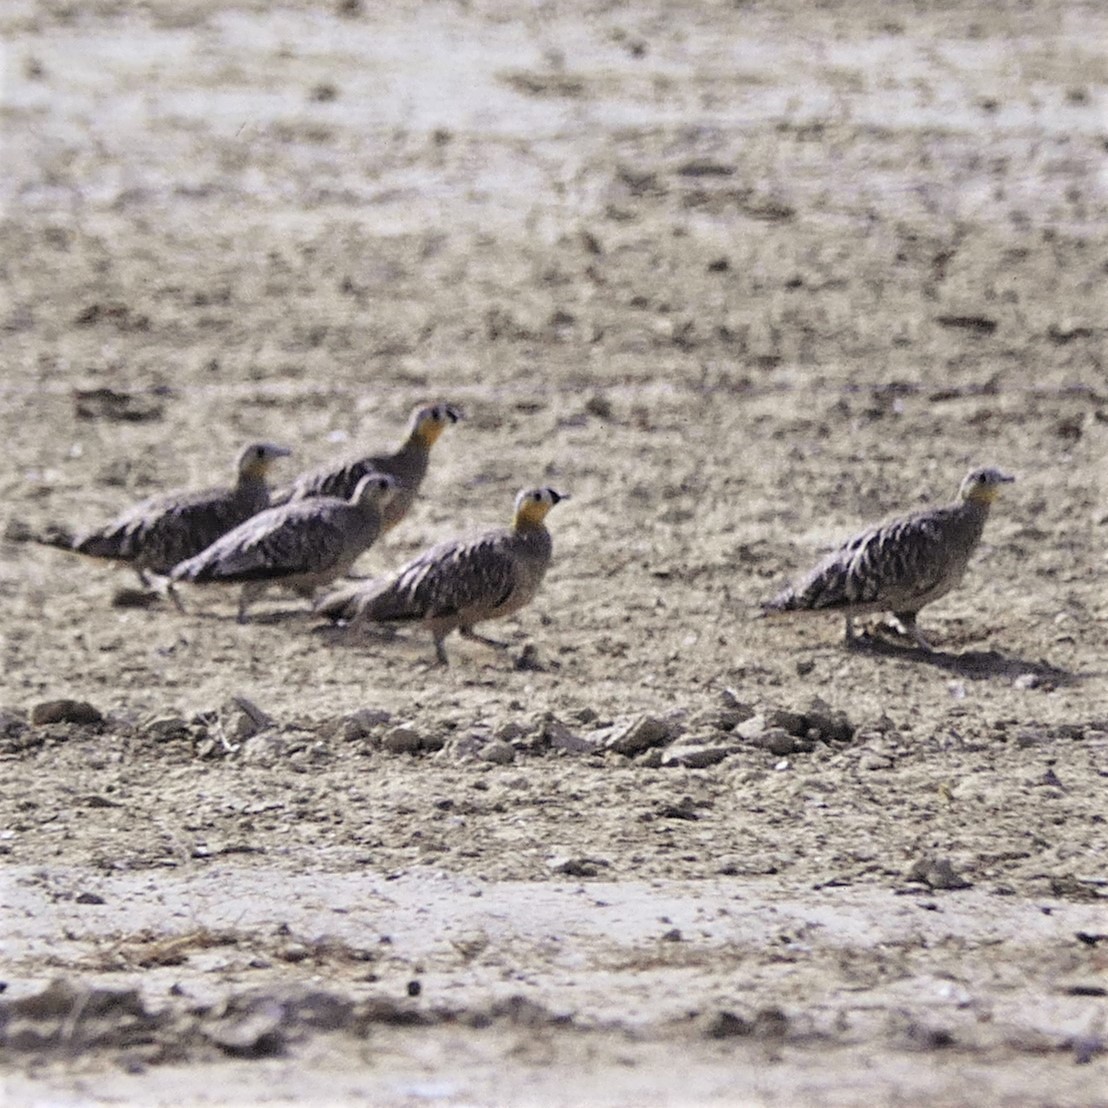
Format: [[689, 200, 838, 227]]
[[171, 473, 396, 622], [763, 467, 1014, 648], [39, 442, 291, 587], [272, 402, 462, 533], [317, 486, 568, 664]]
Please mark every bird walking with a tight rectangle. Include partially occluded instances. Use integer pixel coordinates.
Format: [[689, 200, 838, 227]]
[[170, 473, 397, 622], [763, 466, 1014, 649], [37, 442, 291, 590], [316, 486, 568, 665], [271, 402, 462, 533]]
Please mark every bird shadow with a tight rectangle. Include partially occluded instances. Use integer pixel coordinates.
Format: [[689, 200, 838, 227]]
[[849, 634, 1086, 686]]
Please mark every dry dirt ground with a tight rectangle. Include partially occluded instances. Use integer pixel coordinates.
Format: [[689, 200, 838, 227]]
[[1, 1, 1107, 1104]]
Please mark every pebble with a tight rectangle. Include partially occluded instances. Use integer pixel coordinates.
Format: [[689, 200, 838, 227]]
[[380, 726, 426, 755], [139, 715, 192, 741], [803, 697, 854, 742], [765, 707, 807, 736], [219, 696, 275, 742], [343, 708, 392, 740], [30, 699, 103, 727], [701, 1010, 753, 1039], [548, 856, 602, 877], [661, 740, 740, 768], [907, 856, 972, 890], [240, 733, 292, 766], [750, 728, 810, 756], [599, 714, 679, 755], [735, 715, 767, 741], [478, 739, 515, 765], [543, 717, 598, 754], [206, 1002, 285, 1058], [860, 752, 895, 771]]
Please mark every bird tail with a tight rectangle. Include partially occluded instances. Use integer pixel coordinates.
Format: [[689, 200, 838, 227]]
[[314, 579, 371, 623], [760, 587, 798, 617]]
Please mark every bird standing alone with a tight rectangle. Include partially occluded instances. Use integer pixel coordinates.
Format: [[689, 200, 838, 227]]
[[763, 466, 1014, 649]]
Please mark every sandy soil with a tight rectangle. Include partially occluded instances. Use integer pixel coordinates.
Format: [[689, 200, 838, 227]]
[[1, 0, 1106, 1104]]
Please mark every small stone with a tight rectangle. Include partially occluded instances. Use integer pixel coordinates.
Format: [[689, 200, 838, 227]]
[[804, 697, 854, 742], [735, 715, 766, 740], [1013, 672, 1041, 690], [601, 714, 678, 755], [479, 739, 515, 765], [494, 720, 529, 743], [585, 394, 612, 419], [660, 928, 683, 942], [240, 733, 291, 766], [380, 726, 425, 754], [719, 688, 756, 719], [343, 708, 392, 740], [543, 717, 597, 754], [549, 856, 601, 877], [76, 891, 105, 905], [764, 708, 807, 737], [749, 728, 805, 756], [30, 699, 103, 727], [752, 1006, 789, 1039], [907, 856, 972, 890], [206, 1002, 285, 1057], [702, 1010, 753, 1039], [140, 715, 191, 741], [635, 748, 663, 768], [220, 696, 275, 742], [661, 741, 739, 768], [860, 752, 894, 771], [277, 943, 311, 964]]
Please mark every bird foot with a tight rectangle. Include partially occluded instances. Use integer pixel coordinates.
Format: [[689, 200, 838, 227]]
[[883, 616, 936, 652], [460, 628, 510, 651]]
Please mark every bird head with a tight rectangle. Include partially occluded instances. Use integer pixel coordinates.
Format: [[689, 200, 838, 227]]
[[237, 442, 292, 480], [959, 466, 1015, 504], [513, 486, 569, 529], [411, 403, 463, 447], [352, 473, 398, 506]]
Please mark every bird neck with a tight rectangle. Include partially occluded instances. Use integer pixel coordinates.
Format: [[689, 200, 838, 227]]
[[962, 487, 1000, 507], [403, 422, 441, 455], [237, 465, 269, 488], [513, 503, 552, 532]]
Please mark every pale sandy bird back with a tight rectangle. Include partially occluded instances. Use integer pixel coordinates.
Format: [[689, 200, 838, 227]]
[[171, 473, 396, 622], [317, 486, 568, 664], [38, 442, 291, 586], [272, 402, 461, 533], [763, 466, 1014, 649]]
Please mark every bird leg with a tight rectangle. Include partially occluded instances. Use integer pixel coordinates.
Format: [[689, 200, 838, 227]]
[[166, 581, 187, 615], [432, 634, 450, 666], [460, 626, 510, 652], [891, 611, 935, 652]]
